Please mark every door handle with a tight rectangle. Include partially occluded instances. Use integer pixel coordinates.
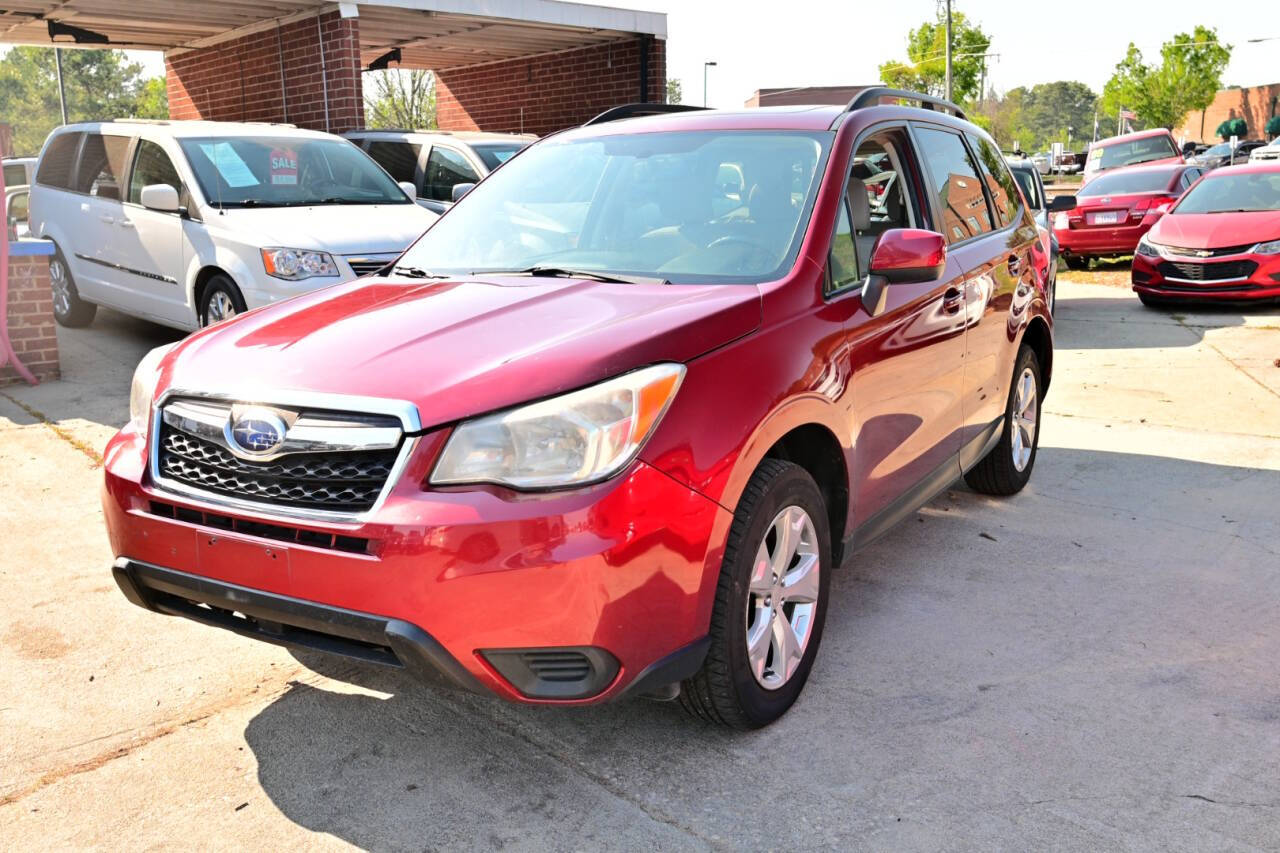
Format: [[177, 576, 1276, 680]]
[[1007, 254, 1021, 276], [98, 214, 114, 224], [942, 285, 964, 315]]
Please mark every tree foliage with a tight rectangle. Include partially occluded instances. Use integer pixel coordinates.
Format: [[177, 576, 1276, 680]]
[[1215, 117, 1247, 140], [973, 81, 1096, 152], [666, 78, 682, 105], [1099, 26, 1230, 130], [878, 7, 991, 103], [364, 69, 435, 130], [1265, 115, 1280, 139], [0, 47, 167, 155]]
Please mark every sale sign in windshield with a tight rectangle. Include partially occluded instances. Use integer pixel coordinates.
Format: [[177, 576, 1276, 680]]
[[269, 148, 298, 185]]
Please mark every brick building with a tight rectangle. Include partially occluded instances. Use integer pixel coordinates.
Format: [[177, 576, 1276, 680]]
[[1175, 83, 1280, 144], [746, 86, 877, 108], [0, 1, 667, 137]]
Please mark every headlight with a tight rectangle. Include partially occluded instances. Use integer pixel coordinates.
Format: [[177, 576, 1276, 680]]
[[1253, 239, 1280, 255], [1136, 235, 1162, 257], [431, 363, 685, 489], [129, 343, 176, 432], [260, 247, 339, 280]]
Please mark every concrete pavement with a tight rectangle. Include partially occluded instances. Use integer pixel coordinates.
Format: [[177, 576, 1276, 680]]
[[2, 281, 1279, 850]]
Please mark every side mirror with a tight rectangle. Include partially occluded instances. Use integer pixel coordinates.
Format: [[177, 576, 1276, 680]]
[[451, 182, 476, 203], [868, 228, 947, 283], [139, 183, 180, 213], [398, 181, 418, 199], [1047, 194, 1077, 212]]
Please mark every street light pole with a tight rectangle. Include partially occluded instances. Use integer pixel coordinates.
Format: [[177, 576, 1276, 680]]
[[703, 61, 717, 108], [54, 47, 68, 125], [944, 0, 953, 103]]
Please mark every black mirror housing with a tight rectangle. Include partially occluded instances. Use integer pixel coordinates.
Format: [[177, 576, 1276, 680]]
[[1048, 194, 1077, 213]]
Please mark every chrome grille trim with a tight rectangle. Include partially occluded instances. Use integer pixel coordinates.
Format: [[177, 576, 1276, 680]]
[[148, 388, 421, 525]]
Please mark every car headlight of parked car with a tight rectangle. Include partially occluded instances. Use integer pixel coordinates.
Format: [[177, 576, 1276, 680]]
[[260, 248, 339, 280], [129, 343, 177, 432], [1135, 235, 1162, 257], [431, 363, 686, 490], [1252, 239, 1280, 255]]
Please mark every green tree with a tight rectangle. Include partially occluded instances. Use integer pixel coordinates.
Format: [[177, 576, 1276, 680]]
[[0, 47, 167, 154], [666, 78, 682, 105], [1215, 117, 1247, 140], [878, 7, 991, 103], [364, 69, 435, 129], [1020, 81, 1096, 148], [1100, 26, 1230, 131], [1265, 115, 1280, 138]]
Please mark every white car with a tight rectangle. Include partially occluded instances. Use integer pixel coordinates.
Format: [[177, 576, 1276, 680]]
[[28, 120, 438, 331], [1250, 139, 1280, 163], [3, 156, 36, 189]]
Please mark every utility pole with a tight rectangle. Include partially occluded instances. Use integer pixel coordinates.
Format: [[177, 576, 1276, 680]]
[[703, 61, 717, 108], [54, 47, 68, 124], [944, 0, 953, 103]]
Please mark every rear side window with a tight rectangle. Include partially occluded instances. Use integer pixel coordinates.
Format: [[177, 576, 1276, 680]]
[[74, 133, 132, 199], [129, 140, 182, 204], [367, 140, 421, 185], [966, 133, 1022, 228], [424, 146, 480, 201], [3, 164, 26, 187], [915, 126, 992, 243], [36, 132, 82, 189]]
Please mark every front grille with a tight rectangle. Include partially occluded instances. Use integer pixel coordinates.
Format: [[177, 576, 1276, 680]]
[[345, 256, 396, 277], [1162, 243, 1256, 259], [157, 420, 400, 514], [1157, 260, 1258, 282], [148, 501, 371, 553]]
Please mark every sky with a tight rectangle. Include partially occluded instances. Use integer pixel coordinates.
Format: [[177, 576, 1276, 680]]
[[78, 0, 1280, 108]]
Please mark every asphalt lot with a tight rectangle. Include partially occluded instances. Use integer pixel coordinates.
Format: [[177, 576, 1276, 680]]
[[2, 278, 1279, 850]]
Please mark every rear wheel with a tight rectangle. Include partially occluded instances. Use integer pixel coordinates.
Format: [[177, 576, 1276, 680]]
[[199, 274, 246, 327], [680, 459, 831, 729], [49, 249, 97, 328], [964, 346, 1042, 496], [1064, 254, 1089, 271]]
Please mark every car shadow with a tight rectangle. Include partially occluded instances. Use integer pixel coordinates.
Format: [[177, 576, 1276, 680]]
[[242, 446, 1280, 849], [1053, 291, 1279, 350]]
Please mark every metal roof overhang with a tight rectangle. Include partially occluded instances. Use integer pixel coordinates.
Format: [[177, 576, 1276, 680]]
[[0, 0, 666, 69]]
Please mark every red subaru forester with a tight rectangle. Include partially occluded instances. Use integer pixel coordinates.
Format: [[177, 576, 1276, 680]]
[[106, 91, 1054, 728]]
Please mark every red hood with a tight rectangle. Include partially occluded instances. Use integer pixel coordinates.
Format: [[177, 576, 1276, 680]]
[[1149, 211, 1280, 249], [159, 276, 761, 428]]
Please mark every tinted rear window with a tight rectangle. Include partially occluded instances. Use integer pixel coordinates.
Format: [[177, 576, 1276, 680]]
[[1079, 169, 1178, 196], [36, 132, 82, 189], [471, 143, 526, 170], [74, 133, 132, 199], [3, 164, 26, 187]]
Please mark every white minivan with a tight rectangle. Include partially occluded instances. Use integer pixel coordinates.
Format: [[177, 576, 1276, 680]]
[[28, 120, 437, 330]]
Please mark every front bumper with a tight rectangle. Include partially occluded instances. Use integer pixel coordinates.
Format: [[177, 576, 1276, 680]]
[[1131, 251, 1280, 302], [103, 425, 731, 703]]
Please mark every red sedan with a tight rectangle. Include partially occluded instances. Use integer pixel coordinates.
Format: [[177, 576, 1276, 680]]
[[1132, 162, 1280, 305], [104, 92, 1054, 728], [1055, 162, 1204, 269]]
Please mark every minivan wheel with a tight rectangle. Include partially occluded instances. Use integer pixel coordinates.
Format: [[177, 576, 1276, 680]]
[[680, 459, 831, 729], [964, 345, 1042, 496], [49, 250, 97, 328], [199, 275, 246, 327]]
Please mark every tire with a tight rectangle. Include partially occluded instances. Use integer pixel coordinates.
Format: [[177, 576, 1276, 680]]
[[1137, 293, 1172, 309], [199, 274, 246, 327], [680, 459, 831, 729], [1064, 254, 1089, 271], [964, 345, 1042, 496], [49, 249, 97, 328]]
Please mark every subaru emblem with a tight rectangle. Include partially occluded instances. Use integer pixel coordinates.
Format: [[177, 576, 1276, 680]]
[[227, 408, 287, 456]]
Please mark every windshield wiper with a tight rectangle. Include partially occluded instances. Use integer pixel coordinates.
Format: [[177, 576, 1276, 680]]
[[470, 266, 669, 285], [390, 265, 449, 279]]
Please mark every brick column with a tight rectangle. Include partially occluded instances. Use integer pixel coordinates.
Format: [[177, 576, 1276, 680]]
[[436, 37, 667, 136], [166, 11, 364, 134], [2, 245, 60, 386]]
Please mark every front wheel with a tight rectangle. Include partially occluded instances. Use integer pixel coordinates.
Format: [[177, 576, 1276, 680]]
[[680, 459, 831, 729], [964, 345, 1042, 496], [199, 275, 246, 327]]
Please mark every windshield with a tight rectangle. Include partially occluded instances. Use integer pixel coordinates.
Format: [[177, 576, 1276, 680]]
[[1090, 135, 1178, 171], [1078, 168, 1177, 196], [1010, 169, 1042, 209], [1173, 171, 1280, 213], [178, 136, 410, 208], [471, 143, 527, 170], [397, 130, 832, 284]]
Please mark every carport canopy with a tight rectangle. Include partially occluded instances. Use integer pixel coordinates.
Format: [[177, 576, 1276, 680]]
[[0, 0, 665, 69]]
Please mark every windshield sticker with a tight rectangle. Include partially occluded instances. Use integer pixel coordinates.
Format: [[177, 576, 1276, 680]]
[[198, 142, 258, 188], [269, 148, 298, 185]]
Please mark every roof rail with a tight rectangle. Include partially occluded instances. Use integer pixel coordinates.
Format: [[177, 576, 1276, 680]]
[[844, 87, 966, 120], [583, 103, 707, 126]]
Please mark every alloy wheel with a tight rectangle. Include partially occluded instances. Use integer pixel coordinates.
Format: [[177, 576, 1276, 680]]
[[745, 505, 821, 690], [204, 291, 237, 325], [50, 258, 71, 317], [1011, 366, 1038, 472]]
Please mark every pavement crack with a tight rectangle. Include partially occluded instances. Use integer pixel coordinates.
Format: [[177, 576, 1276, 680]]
[[0, 390, 103, 466], [1183, 794, 1279, 808]]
